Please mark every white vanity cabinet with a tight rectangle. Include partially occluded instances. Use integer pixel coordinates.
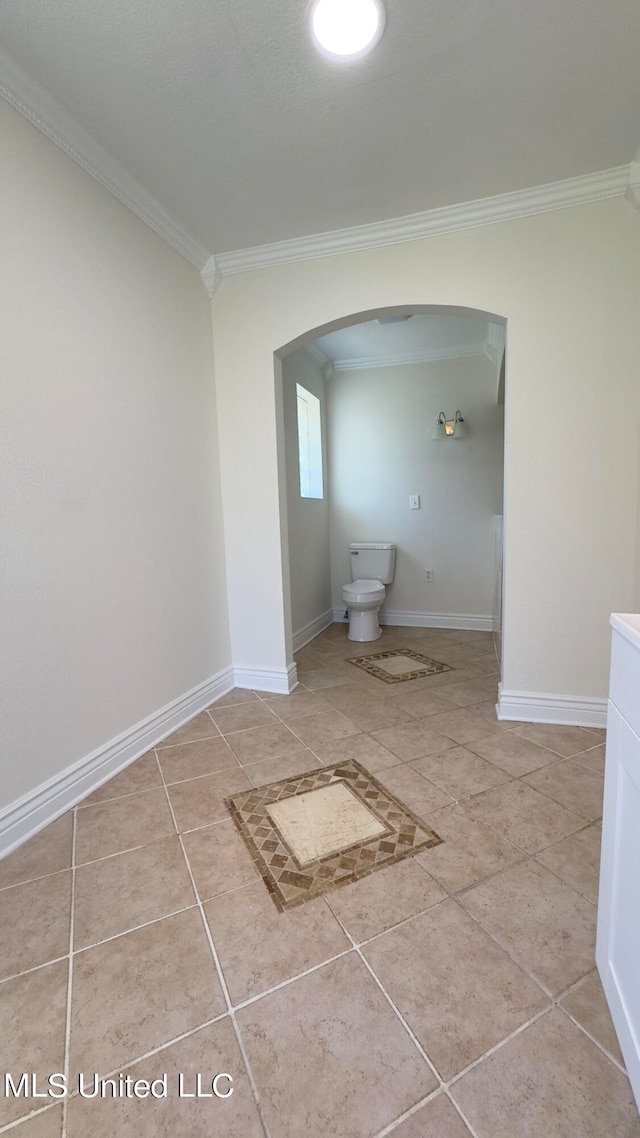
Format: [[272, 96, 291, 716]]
[[597, 613, 640, 1108]]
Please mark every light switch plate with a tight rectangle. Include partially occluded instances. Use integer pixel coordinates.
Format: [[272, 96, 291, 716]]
[[409, 494, 420, 510]]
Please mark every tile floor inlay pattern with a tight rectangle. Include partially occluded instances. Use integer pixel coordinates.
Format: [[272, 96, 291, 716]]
[[348, 647, 455, 683], [226, 759, 442, 909], [2, 625, 636, 1138], [266, 781, 389, 863]]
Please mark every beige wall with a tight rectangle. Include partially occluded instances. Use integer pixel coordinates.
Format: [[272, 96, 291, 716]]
[[327, 356, 504, 619], [212, 197, 640, 701], [282, 351, 332, 637], [1, 100, 231, 810]]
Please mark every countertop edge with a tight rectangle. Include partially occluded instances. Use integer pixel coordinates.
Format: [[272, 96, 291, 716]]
[[610, 613, 640, 652]]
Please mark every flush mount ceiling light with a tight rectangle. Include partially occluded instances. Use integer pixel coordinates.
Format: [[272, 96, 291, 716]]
[[309, 0, 386, 60], [431, 411, 468, 440]]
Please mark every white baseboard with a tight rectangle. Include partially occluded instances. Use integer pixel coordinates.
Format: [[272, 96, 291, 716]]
[[234, 662, 298, 695], [497, 685, 607, 728], [293, 610, 335, 653], [0, 667, 236, 861], [332, 608, 492, 632]]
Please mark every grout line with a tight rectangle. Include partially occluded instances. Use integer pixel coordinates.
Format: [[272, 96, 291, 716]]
[[557, 1003, 628, 1076], [356, 954, 443, 1078], [231, 947, 356, 1014], [573, 755, 605, 777], [157, 761, 273, 1138], [447, 817, 599, 903], [0, 1107, 60, 1135], [351, 890, 453, 952], [71, 903, 200, 956], [72, 831, 176, 871], [0, 953, 70, 987], [74, 783, 171, 816], [93, 1010, 230, 1074], [1, 731, 572, 893], [2, 630, 612, 1137], [0, 747, 598, 990], [75, 782, 167, 810], [326, 905, 443, 1086], [33, 1012, 234, 1119], [443, 1089, 483, 1137], [449, 892, 556, 1000], [445, 1005, 552, 1090], [198, 877, 263, 904], [61, 807, 77, 1138], [556, 970, 597, 1001], [370, 1087, 443, 1137], [436, 787, 591, 861], [158, 732, 234, 757], [174, 814, 240, 835], [209, 712, 281, 735], [0, 865, 76, 894], [161, 763, 246, 788]]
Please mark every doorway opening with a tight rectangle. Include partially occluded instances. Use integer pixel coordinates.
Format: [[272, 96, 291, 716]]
[[275, 305, 507, 685]]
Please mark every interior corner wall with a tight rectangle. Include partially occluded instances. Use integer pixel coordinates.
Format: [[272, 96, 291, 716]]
[[327, 357, 504, 621], [0, 98, 231, 811], [211, 196, 640, 702], [281, 352, 332, 639], [634, 427, 640, 613]]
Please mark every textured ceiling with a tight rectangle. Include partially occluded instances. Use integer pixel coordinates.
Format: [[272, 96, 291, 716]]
[[1, 0, 639, 254]]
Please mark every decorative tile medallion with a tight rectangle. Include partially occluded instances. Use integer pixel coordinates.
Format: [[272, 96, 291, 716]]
[[225, 759, 442, 911], [348, 648, 455, 684]]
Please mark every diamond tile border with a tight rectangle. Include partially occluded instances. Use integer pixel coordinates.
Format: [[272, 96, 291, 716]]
[[225, 759, 443, 911], [348, 648, 455, 684]]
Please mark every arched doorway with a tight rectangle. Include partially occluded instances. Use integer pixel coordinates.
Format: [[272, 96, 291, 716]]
[[275, 304, 507, 682]]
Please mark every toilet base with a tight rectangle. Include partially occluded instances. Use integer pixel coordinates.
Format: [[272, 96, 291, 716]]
[[347, 607, 382, 642]]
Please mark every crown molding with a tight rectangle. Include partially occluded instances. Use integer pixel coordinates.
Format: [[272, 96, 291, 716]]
[[300, 343, 334, 379], [486, 322, 505, 350], [216, 166, 630, 275], [0, 50, 211, 270], [302, 341, 330, 368], [627, 160, 640, 213], [3, 45, 635, 283], [201, 254, 222, 296], [331, 342, 489, 372], [485, 321, 505, 365]]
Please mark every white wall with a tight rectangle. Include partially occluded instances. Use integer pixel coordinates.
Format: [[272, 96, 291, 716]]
[[281, 351, 331, 638], [327, 356, 504, 620], [634, 427, 640, 612], [211, 197, 640, 704], [0, 99, 231, 811]]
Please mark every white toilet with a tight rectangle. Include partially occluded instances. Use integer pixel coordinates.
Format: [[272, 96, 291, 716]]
[[342, 543, 396, 642]]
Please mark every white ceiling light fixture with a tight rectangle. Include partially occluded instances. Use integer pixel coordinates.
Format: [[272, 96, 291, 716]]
[[309, 0, 386, 61]]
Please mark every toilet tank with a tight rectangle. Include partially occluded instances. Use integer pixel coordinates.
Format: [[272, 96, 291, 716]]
[[350, 543, 396, 584]]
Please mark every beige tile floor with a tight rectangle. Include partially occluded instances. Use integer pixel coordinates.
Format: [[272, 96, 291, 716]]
[[2, 625, 639, 1138]]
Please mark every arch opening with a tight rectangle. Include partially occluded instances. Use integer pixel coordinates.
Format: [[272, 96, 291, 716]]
[[275, 303, 508, 688]]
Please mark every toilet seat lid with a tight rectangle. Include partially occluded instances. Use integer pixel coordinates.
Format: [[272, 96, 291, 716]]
[[343, 578, 385, 599]]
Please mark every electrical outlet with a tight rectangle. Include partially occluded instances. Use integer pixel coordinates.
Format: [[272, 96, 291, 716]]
[[424, 569, 433, 582]]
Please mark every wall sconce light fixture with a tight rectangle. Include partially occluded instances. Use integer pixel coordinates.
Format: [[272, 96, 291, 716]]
[[431, 410, 467, 440]]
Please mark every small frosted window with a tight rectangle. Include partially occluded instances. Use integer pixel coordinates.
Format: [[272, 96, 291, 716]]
[[296, 384, 324, 499]]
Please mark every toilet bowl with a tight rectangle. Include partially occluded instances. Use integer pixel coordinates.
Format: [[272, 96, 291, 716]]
[[342, 543, 396, 642], [342, 579, 386, 642]]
